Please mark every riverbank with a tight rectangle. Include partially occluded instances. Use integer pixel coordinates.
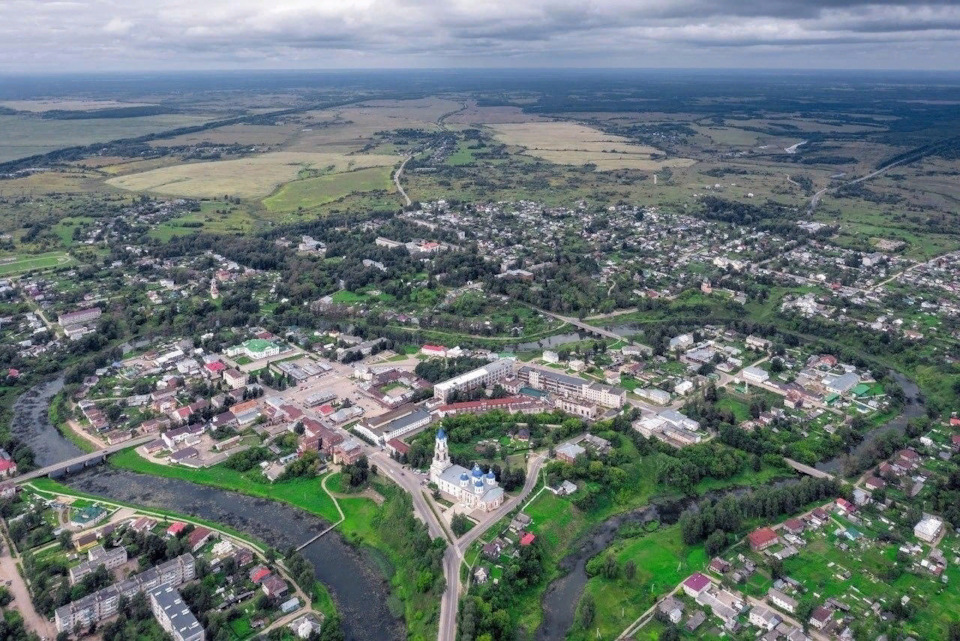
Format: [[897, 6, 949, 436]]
[[62, 466, 405, 641], [106, 450, 443, 641]]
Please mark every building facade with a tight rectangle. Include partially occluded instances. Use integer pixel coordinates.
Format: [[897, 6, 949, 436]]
[[429, 429, 504, 512]]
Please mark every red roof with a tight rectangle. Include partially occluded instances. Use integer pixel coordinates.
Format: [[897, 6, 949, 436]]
[[318, 404, 334, 416], [250, 566, 271, 584], [520, 532, 536, 546], [951, 417, 960, 427], [187, 526, 212, 548], [783, 518, 804, 532], [205, 361, 226, 373], [166, 521, 186, 536], [748, 527, 778, 548], [387, 438, 410, 454], [422, 344, 446, 352], [7, 368, 19, 378], [683, 572, 710, 592], [0, 460, 16, 473], [836, 497, 855, 512]]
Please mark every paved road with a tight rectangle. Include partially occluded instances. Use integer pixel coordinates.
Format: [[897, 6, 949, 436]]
[[10, 434, 155, 484]]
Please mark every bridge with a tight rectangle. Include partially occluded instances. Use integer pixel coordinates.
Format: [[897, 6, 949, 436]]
[[784, 458, 836, 481], [8, 435, 155, 485], [532, 305, 653, 351]]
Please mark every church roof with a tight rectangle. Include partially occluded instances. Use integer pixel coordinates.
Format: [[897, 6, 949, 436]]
[[436, 427, 447, 440], [472, 464, 483, 477]]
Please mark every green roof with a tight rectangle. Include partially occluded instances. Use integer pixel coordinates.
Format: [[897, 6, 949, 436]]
[[825, 393, 840, 404], [852, 383, 872, 397]]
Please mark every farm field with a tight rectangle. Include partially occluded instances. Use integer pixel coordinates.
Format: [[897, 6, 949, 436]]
[[489, 121, 696, 171], [106, 151, 399, 198], [0, 113, 213, 163], [263, 165, 396, 213]]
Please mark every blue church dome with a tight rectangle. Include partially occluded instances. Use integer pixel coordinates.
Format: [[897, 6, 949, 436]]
[[486, 470, 496, 479], [474, 479, 484, 487], [472, 464, 483, 477], [436, 428, 447, 440], [459, 472, 469, 481]]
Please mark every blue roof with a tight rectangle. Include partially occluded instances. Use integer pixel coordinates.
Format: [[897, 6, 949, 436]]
[[436, 428, 447, 440], [486, 470, 496, 478], [472, 464, 483, 477], [459, 472, 469, 481], [474, 479, 484, 487]]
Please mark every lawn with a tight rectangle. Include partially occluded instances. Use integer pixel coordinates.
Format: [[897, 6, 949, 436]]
[[567, 524, 707, 641], [108, 449, 342, 523], [0, 251, 72, 275]]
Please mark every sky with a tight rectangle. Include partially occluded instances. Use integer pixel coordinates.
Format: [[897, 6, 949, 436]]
[[2, 0, 959, 72]]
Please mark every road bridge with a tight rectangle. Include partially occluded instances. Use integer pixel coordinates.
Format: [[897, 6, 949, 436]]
[[8, 435, 154, 485]]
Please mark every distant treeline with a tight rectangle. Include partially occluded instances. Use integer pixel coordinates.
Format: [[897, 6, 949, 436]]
[[39, 105, 178, 120]]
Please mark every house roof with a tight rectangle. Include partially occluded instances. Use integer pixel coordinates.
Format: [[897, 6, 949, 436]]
[[748, 527, 778, 548], [519, 532, 536, 546], [683, 572, 710, 592]]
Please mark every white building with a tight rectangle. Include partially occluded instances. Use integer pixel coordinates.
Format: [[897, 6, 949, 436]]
[[542, 350, 560, 364], [742, 366, 770, 384], [638, 388, 671, 405], [914, 514, 944, 543], [429, 429, 504, 512], [433, 359, 513, 403], [669, 334, 694, 351]]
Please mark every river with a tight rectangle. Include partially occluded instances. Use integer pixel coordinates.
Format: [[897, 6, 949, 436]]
[[816, 371, 923, 475], [534, 372, 922, 641], [9, 379, 404, 641], [9, 376, 80, 467]]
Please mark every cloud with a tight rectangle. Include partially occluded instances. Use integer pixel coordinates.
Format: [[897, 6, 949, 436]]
[[0, 0, 957, 70]]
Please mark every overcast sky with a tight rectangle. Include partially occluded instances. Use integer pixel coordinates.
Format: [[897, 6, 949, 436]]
[[3, 0, 959, 72]]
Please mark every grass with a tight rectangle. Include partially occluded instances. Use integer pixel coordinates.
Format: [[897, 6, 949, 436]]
[[263, 165, 396, 213], [0, 251, 72, 275], [149, 200, 258, 240], [106, 152, 398, 199], [108, 449, 342, 523], [0, 113, 212, 163], [489, 121, 695, 171], [49, 391, 96, 454], [567, 525, 707, 641]]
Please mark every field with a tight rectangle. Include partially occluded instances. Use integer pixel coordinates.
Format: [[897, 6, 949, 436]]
[[263, 165, 396, 213], [568, 525, 707, 641], [0, 113, 213, 163], [0, 250, 72, 275], [149, 201, 259, 240], [0, 99, 160, 112], [489, 122, 696, 171], [105, 151, 400, 199]]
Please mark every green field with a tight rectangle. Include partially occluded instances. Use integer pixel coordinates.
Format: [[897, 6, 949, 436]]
[[0, 251, 72, 275], [568, 525, 708, 641], [149, 201, 259, 240], [263, 166, 396, 213]]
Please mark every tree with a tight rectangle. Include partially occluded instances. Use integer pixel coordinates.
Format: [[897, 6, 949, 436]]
[[577, 593, 596, 628], [451, 513, 471, 537]]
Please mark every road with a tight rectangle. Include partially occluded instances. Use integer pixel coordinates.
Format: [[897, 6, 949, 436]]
[[9, 434, 155, 484], [372, 447, 547, 641], [394, 155, 412, 207], [0, 535, 57, 639]]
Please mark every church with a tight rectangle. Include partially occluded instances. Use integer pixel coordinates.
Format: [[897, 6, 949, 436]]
[[430, 428, 504, 512]]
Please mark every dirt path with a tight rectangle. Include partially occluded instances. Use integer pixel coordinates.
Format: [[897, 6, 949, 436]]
[[0, 537, 57, 638]]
